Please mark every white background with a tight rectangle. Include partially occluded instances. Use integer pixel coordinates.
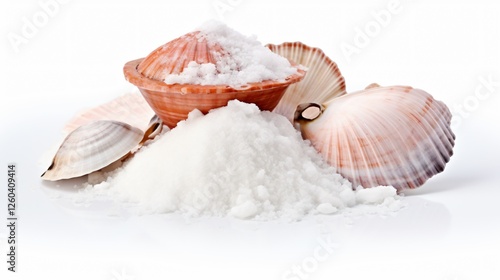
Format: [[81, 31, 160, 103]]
[[1, 0, 500, 279]]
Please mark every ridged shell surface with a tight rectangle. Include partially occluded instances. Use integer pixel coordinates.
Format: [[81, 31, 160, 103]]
[[137, 32, 223, 81], [42, 120, 144, 181], [296, 85, 455, 190], [267, 42, 346, 122], [63, 93, 155, 135]]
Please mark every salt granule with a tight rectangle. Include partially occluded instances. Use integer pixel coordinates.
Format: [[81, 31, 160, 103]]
[[87, 101, 402, 220], [163, 20, 298, 88], [355, 186, 397, 204]]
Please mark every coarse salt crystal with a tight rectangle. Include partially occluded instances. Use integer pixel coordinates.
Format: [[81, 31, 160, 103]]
[[316, 203, 338, 214], [163, 20, 298, 88], [84, 101, 402, 221], [355, 186, 398, 204]]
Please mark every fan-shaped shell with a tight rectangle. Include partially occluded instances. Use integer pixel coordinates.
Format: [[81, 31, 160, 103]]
[[267, 42, 346, 122], [63, 93, 156, 135], [295, 85, 455, 190], [124, 33, 305, 128], [137, 31, 224, 81], [42, 120, 144, 181]]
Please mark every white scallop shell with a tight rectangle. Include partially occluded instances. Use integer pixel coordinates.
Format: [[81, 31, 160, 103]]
[[63, 93, 155, 135], [295, 85, 455, 190], [267, 42, 346, 122], [41, 120, 144, 181]]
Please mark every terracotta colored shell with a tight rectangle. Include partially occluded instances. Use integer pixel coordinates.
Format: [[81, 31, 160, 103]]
[[137, 32, 224, 81], [124, 32, 306, 128], [42, 120, 144, 181], [295, 85, 455, 190], [267, 42, 346, 122]]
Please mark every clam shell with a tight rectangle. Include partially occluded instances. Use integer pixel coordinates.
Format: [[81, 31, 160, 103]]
[[143, 115, 163, 140], [267, 42, 346, 122], [41, 120, 144, 181], [63, 93, 156, 135], [295, 85, 455, 190]]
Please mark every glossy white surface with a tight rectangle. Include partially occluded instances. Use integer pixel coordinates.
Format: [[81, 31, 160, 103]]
[[1, 0, 499, 279]]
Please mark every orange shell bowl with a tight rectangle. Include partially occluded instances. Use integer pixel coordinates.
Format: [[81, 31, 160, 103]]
[[124, 58, 306, 128]]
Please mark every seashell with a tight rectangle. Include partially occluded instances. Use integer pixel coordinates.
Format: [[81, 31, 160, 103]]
[[124, 31, 306, 128], [295, 85, 455, 190], [137, 31, 223, 81], [267, 42, 346, 123], [143, 114, 163, 141], [63, 93, 156, 135], [41, 120, 144, 181]]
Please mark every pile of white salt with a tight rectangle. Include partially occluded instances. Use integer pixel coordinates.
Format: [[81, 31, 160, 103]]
[[85, 101, 402, 220], [163, 20, 298, 88]]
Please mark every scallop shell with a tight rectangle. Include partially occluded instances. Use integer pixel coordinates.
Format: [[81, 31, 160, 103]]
[[63, 93, 156, 135], [137, 31, 223, 81], [267, 42, 346, 122], [295, 85, 455, 190], [41, 120, 144, 181], [124, 33, 305, 128]]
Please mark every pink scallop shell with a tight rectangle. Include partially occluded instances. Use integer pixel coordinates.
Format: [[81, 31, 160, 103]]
[[63, 93, 155, 135], [295, 85, 455, 190], [267, 42, 346, 123]]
